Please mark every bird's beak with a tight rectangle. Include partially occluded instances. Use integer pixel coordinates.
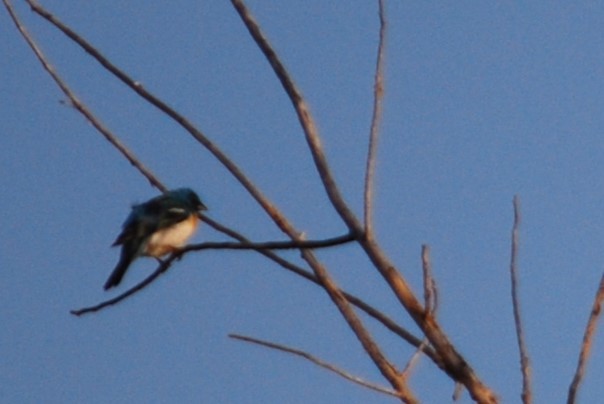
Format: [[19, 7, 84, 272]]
[[197, 202, 208, 212]]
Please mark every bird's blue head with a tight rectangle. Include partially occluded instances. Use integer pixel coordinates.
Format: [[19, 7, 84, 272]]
[[170, 188, 207, 212]]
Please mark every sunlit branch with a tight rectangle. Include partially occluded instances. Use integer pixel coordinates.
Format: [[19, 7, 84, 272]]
[[230, 0, 363, 235], [509, 196, 532, 404], [229, 333, 402, 399], [567, 272, 604, 404], [364, 0, 387, 236], [421, 245, 438, 315], [358, 237, 498, 402]]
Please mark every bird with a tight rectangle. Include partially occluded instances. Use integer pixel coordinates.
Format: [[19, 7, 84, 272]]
[[104, 188, 207, 290]]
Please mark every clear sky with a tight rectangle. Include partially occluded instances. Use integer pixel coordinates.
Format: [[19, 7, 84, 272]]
[[2, 1, 604, 403]]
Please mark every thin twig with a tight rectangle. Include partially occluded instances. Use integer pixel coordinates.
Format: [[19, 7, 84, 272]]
[[567, 272, 604, 404], [70, 254, 179, 316], [363, 0, 387, 237], [401, 339, 428, 378], [229, 333, 401, 398], [421, 245, 438, 315], [399, 245, 438, 378], [510, 196, 532, 404], [4, 0, 165, 193]]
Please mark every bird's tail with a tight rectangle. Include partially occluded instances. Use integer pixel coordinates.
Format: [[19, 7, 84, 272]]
[[104, 249, 135, 290]]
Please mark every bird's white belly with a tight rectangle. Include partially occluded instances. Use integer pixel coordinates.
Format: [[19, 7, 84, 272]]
[[145, 216, 199, 257]]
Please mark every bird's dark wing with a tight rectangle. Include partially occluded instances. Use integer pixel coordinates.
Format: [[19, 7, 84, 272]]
[[111, 204, 157, 246], [111, 193, 195, 246]]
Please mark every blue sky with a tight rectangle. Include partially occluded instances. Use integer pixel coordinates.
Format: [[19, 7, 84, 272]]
[[2, 1, 604, 403]]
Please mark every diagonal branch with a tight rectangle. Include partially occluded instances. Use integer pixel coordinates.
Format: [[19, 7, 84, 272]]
[[400, 245, 438, 379], [70, 254, 179, 316], [230, 0, 363, 235], [364, 0, 387, 237], [567, 272, 604, 404], [229, 333, 402, 399], [3, 0, 165, 193], [200, 215, 440, 363], [509, 196, 532, 404], [421, 245, 438, 315]]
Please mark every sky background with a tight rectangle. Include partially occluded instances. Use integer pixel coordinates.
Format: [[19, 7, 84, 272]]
[[2, 1, 604, 403]]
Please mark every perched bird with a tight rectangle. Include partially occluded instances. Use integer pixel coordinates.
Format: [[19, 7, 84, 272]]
[[104, 188, 207, 290]]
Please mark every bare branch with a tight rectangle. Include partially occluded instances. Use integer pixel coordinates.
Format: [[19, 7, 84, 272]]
[[299, 251, 416, 402], [401, 339, 428, 379], [229, 333, 402, 399], [182, 230, 355, 252], [453, 382, 463, 401], [398, 246, 438, 379], [509, 196, 532, 404], [567, 272, 604, 404], [359, 237, 498, 402], [207, 211, 440, 361], [364, 0, 387, 236], [230, 0, 363, 235], [70, 254, 179, 316], [3, 0, 165, 193], [421, 245, 438, 315]]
